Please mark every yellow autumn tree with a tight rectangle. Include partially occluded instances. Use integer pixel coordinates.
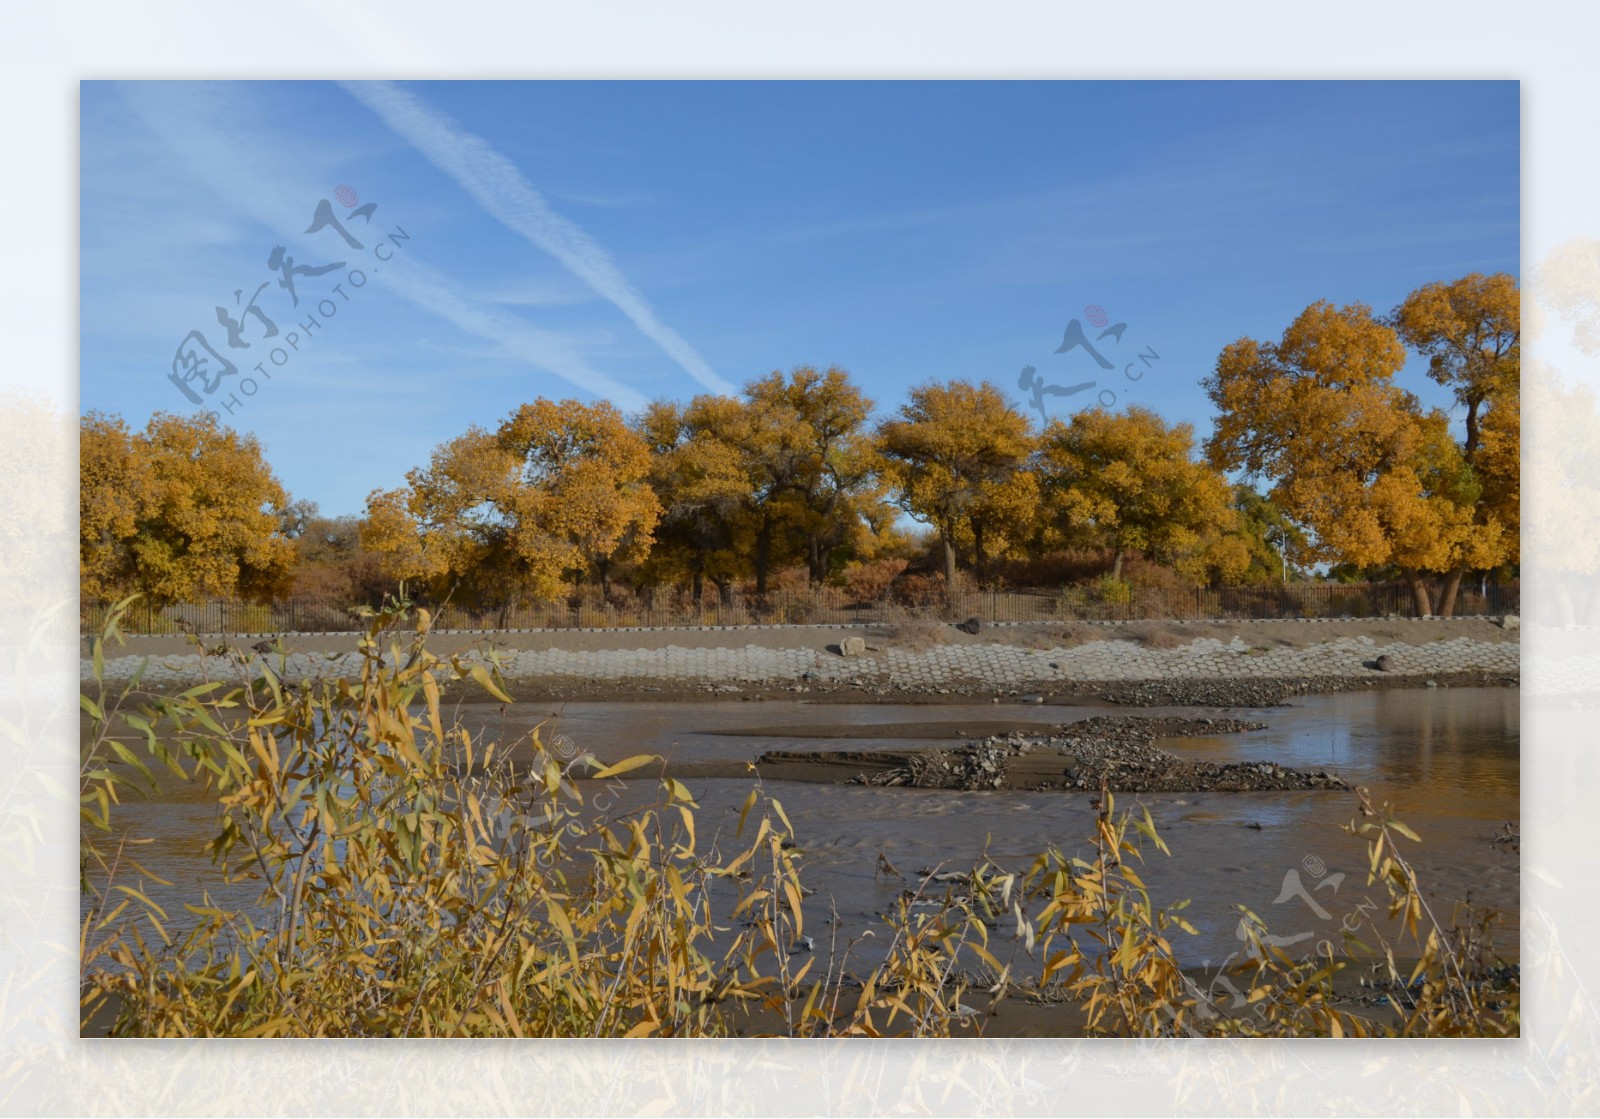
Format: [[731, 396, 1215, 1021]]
[[80, 412, 152, 603], [1204, 301, 1482, 616], [636, 368, 879, 597], [359, 484, 459, 590], [80, 411, 296, 605], [742, 366, 879, 587], [1391, 272, 1520, 613], [497, 398, 659, 597], [874, 380, 1036, 589], [635, 399, 752, 605], [1037, 406, 1245, 585], [955, 463, 1040, 586], [683, 387, 798, 595], [363, 400, 659, 608]]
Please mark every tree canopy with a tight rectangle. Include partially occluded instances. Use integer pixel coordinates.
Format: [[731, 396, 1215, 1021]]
[[82, 276, 1521, 614], [1205, 277, 1520, 615], [80, 411, 296, 605], [1037, 406, 1243, 584], [874, 380, 1036, 589], [362, 400, 659, 609]]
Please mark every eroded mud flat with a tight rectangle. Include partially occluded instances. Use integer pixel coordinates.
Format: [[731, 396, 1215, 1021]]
[[751, 716, 1349, 792]]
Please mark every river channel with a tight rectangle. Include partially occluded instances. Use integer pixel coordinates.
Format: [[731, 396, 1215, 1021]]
[[91, 686, 1519, 973]]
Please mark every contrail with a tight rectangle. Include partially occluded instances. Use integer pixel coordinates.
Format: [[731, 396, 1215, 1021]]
[[114, 82, 648, 412], [377, 258, 650, 412], [344, 80, 735, 396]]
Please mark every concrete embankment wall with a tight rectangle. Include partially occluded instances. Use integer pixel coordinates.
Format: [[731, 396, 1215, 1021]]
[[81, 618, 1520, 693]]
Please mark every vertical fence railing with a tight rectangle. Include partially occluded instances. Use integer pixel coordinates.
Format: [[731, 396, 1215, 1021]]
[[80, 580, 1520, 636]]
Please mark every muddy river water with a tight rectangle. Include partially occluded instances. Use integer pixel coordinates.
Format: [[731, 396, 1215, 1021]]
[[93, 691, 1516, 979], [97, 686, 1518, 975], [541, 687, 1518, 966]]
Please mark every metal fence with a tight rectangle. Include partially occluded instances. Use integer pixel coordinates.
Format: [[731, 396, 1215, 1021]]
[[80, 581, 1521, 637]]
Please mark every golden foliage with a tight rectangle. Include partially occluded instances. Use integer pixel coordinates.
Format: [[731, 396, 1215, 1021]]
[[1037, 406, 1243, 584], [85, 283, 1519, 609], [1392, 273, 1520, 567], [80, 411, 295, 605], [363, 400, 660, 604], [1392, 273, 1519, 419], [635, 367, 883, 595], [1204, 290, 1517, 608], [875, 380, 1036, 585], [634, 397, 753, 595]]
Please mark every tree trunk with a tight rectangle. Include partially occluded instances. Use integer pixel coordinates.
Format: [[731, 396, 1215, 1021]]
[[808, 535, 826, 586], [1403, 568, 1433, 617], [973, 521, 988, 589], [1436, 568, 1465, 618], [597, 556, 612, 601], [692, 563, 704, 608], [941, 533, 957, 591], [755, 518, 772, 597], [1111, 549, 1126, 581]]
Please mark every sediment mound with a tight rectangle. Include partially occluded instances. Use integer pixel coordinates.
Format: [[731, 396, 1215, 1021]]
[[756, 716, 1348, 793]]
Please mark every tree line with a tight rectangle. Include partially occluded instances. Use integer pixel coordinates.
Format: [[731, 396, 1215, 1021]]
[[81, 273, 1518, 618]]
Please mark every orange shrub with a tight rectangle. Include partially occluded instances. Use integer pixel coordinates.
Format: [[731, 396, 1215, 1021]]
[[842, 558, 909, 604]]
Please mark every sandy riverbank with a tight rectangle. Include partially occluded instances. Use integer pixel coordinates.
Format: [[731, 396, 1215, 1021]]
[[83, 616, 1519, 706]]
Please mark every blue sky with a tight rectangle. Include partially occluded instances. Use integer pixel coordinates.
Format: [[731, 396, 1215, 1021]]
[[80, 80, 1520, 517]]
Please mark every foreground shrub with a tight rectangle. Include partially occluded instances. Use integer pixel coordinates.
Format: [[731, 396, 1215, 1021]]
[[80, 598, 1517, 1038]]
